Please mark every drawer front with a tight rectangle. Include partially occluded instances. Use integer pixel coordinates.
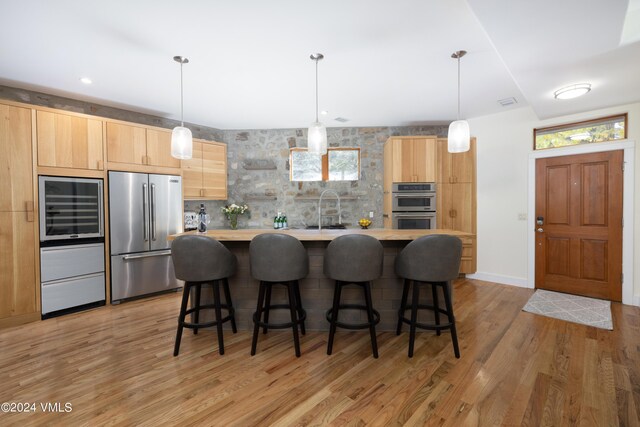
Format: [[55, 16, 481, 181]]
[[40, 243, 104, 282], [41, 272, 105, 314]]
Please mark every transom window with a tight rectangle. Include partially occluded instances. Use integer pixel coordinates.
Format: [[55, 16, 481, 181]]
[[290, 148, 360, 181], [534, 114, 627, 150]]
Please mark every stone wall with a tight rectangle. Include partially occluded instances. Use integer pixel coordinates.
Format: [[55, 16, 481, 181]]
[[186, 125, 448, 229]]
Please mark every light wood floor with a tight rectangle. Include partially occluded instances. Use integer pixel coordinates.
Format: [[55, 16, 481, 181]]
[[1, 279, 639, 426]]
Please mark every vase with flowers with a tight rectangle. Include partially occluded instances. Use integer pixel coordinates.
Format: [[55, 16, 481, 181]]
[[221, 203, 250, 230]]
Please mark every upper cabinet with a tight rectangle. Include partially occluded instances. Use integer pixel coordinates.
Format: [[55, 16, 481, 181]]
[[389, 137, 437, 183], [183, 140, 227, 200], [106, 122, 180, 169], [36, 111, 104, 171], [436, 137, 476, 183]]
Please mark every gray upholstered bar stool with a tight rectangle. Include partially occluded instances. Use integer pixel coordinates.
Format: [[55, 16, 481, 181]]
[[324, 234, 384, 358], [250, 233, 308, 357], [171, 235, 238, 356], [395, 234, 462, 358]]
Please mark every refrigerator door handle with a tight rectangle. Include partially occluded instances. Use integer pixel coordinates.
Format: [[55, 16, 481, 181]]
[[150, 183, 156, 241], [122, 250, 172, 260], [142, 183, 149, 241]]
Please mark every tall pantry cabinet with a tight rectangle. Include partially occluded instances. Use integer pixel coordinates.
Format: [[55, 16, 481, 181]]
[[0, 103, 38, 326]]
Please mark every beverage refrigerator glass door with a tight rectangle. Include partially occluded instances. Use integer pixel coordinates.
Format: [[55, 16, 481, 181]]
[[38, 176, 104, 241]]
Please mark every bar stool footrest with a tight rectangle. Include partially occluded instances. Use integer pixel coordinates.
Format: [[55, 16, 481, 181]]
[[326, 304, 380, 330], [183, 304, 235, 329]]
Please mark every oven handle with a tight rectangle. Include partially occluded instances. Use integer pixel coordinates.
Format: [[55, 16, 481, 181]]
[[393, 213, 436, 217], [393, 193, 435, 198]]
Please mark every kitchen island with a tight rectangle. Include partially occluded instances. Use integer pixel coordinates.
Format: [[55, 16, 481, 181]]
[[168, 228, 474, 331]]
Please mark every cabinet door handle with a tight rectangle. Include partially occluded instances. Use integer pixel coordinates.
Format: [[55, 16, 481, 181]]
[[25, 201, 34, 222]]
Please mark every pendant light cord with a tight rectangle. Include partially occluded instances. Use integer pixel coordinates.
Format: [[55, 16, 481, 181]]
[[457, 55, 461, 121], [180, 61, 184, 127], [315, 58, 319, 122]]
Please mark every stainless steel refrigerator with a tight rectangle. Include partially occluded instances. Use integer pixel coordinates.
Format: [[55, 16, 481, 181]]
[[108, 171, 183, 302]]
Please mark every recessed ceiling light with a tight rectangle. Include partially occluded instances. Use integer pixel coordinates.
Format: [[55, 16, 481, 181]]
[[554, 83, 591, 100], [80, 77, 93, 85], [320, 110, 328, 115]]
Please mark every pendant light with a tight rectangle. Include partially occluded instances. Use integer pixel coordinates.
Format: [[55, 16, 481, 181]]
[[308, 53, 327, 155], [171, 55, 193, 160], [448, 50, 470, 153]]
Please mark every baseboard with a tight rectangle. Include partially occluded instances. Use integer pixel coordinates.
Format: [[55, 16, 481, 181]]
[[466, 272, 530, 288]]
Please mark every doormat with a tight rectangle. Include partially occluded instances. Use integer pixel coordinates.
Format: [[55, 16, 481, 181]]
[[522, 289, 613, 330]]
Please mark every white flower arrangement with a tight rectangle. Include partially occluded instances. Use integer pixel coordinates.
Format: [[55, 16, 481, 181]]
[[221, 203, 250, 218]]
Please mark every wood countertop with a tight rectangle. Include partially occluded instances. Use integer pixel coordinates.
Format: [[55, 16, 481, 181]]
[[168, 228, 475, 242]]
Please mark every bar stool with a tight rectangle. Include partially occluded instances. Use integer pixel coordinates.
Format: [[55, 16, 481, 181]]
[[324, 234, 383, 358], [171, 235, 238, 356], [250, 234, 308, 357], [395, 234, 462, 358]]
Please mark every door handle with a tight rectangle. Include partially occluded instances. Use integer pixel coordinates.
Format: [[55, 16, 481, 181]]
[[537, 227, 544, 233], [142, 183, 149, 241], [150, 183, 156, 241], [122, 250, 172, 260]]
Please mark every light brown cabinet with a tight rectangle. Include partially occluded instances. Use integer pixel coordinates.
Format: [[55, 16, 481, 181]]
[[389, 137, 437, 183], [106, 122, 180, 169], [36, 110, 104, 170], [183, 140, 227, 200], [437, 137, 476, 183], [0, 104, 38, 324]]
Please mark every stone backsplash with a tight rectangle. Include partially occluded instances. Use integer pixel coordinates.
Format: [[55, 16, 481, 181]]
[[185, 125, 447, 230]]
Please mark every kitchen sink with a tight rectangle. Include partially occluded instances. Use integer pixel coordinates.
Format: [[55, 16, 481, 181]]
[[305, 224, 347, 230]]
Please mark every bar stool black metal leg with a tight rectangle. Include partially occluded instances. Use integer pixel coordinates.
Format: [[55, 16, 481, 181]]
[[363, 281, 379, 358], [431, 283, 441, 336], [174, 283, 191, 357], [223, 278, 237, 333], [212, 280, 225, 355], [262, 283, 272, 334], [443, 281, 460, 358], [293, 280, 306, 335], [396, 279, 410, 335], [251, 281, 266, 356], [408, 281, 420, 358], [287, 281, 301, 357], [327, 281, 342, 355], [193, 283, 202, 335]]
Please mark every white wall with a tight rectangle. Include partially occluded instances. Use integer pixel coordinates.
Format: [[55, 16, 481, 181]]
[[468, 102, 640, 302]]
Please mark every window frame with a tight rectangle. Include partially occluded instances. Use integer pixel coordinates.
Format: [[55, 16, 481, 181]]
[[289, 147, 361, 182], [533, 113, 627, 151]]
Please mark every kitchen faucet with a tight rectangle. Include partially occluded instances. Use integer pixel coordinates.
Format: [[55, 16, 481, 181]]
[[318, 189, 341, 231]]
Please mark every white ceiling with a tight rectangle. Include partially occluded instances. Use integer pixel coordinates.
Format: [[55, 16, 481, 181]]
[[0, 0, 638, 129]]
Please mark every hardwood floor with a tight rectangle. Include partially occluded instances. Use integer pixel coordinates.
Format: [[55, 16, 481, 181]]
[[0, 279, 638, 426]]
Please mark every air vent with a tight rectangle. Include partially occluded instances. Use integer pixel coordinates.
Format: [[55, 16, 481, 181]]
[[498, 97, 518, 107], [334, 117, 349, 123]]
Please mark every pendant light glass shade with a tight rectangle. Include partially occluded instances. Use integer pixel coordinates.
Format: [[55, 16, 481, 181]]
[[308, 121, 327, 155], [448, 50, 470, 153], [171, 55, 192, 160], [308, 53, 327, 155], [448, 120, 470, 153], [171, 126, 193, 159]]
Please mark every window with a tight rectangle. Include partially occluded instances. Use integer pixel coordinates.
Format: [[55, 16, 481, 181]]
[[534, 114, 627, 150], [290, 148, 360, 181]]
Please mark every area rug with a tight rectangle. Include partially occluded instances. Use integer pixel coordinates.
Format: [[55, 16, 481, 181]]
[[522, 289, 613, 330]]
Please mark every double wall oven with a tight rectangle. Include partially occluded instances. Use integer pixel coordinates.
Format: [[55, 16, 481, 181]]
[[39, 176, 106, 317], [392, 182, 436, 229]]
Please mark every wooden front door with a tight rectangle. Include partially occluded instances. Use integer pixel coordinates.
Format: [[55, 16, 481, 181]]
[[535, 150, 623, 301]]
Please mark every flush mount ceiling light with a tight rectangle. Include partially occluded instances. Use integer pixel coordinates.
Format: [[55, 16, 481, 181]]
[[171, 55, 193, 160], [79, 77, 92, 85], [308, 53, 327, 155], [448, 50, 470, 153], [554, 83, 591, 100]]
